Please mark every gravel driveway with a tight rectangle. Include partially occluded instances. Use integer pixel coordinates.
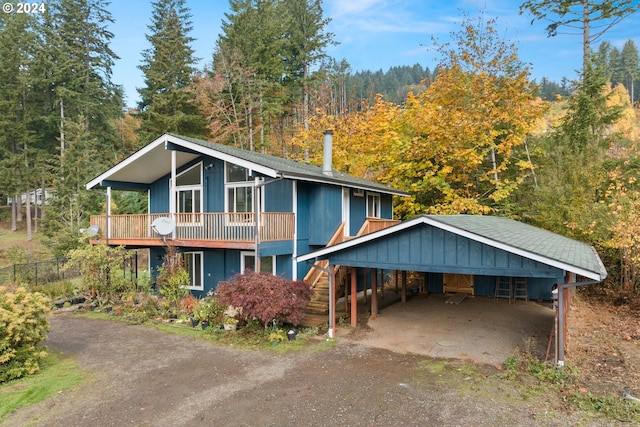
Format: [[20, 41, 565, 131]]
[[3, 314, 601, 426]]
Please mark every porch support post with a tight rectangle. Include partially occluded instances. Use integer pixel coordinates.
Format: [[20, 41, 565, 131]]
[[170, 150, 176, 239], [350, 267, 357, 327], [557, 271, 574, 366], [106, 186, 111, 245], [328, 265, 336, 338], [401, 270, 407, 303], [371, 268, 378, 317]]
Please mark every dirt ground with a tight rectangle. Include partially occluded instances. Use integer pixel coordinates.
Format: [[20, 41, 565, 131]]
[[3, 293, 639, 426], [342, 293, 555, 366]]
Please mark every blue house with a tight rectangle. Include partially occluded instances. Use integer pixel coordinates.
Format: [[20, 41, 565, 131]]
[[85, 132, 407, 298]]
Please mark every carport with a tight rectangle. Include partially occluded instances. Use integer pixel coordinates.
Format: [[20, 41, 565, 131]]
[[297, 215, 607, 365]]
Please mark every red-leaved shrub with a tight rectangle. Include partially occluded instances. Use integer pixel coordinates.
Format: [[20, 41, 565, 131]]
[[214, 270, 313, 326]]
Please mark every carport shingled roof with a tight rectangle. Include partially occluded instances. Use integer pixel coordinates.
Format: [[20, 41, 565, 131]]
[[426, 215, 607, 280], [298, 215, 608, 281]]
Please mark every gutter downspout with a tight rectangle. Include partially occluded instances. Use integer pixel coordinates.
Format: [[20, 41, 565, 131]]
[[557, 279, 600, 367], [306, 260, 335, 338]]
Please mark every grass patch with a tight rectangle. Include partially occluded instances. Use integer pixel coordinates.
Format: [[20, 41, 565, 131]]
[[568, 392, 640, 424], [0, 351, 84, 423], [417, 359, 449, 374]]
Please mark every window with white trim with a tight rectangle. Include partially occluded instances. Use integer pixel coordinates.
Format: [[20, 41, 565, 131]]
[[225, 163, 253, 213], [173, 163, 202, 223], [241, 251, 276, 274], [366, 192, 381, 218], [182, 252, 203, 291]]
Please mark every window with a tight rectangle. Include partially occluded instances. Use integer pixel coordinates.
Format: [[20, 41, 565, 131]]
[[225, 163, 254, 213], [173, 163, 202, 223], [366, 192, 381, 218], [241, 251, 276, 274], [182, 252, 203, 291]]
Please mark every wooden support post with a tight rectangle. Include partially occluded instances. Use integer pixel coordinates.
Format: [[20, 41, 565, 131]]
[[371, 268, 378, 317], [351, 267, 357, 328], [343, 269, 349, 314], [330, 265, 336, 336], [557, 271, 574, 366], [363, 269, 368, 306], [401, 270, 407, 303], [395, 270, 399, 294]]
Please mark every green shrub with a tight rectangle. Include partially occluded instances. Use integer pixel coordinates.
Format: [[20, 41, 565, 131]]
[[0, 286, 50, 383], [155, 248, 190, 314], [215, 271, 313, 326], [64, 243, 135, 306], [192, 297, 225, 323]]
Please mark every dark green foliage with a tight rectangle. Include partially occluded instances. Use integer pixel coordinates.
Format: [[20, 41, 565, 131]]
[[215, 270, 313, 326], [536, 77, 572, 100], [137, 0, 206, 141], [345, 64, 432, 106], [155, 246, 190, 314]]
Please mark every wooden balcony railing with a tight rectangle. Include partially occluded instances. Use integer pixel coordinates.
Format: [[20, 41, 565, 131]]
[[89, 212, 295, 244]]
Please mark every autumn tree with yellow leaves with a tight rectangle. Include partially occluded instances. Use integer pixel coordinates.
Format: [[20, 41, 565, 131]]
[[290, 15, 546, 219]]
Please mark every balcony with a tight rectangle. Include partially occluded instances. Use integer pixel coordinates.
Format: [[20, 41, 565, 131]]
[[89, 212, 295, 249]]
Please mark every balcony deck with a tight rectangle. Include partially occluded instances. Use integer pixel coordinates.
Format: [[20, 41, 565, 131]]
[[89, 212, 295, 249]]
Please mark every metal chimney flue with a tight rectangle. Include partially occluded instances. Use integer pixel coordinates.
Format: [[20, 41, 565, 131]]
[[322, 130, 333, 176]]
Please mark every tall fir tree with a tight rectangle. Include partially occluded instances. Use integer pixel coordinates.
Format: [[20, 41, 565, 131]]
[[38, 0, 124, 254], [138, 0, 206, 143], [0, 11, 41, 233]]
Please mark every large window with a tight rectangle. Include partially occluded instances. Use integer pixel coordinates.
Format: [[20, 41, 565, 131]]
[[174, 163, 202, 223], [225, 163, 253, 213], [182, 252, 203, 291], [241, 251, 276, 274], [366, 192, 381, 218]]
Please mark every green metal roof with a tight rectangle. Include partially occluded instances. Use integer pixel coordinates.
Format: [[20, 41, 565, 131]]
[[170, 134, 408, 196]]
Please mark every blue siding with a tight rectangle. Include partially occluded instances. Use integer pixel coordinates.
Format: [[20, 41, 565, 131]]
[[381, 194, 393, 218], [296, 182, 312, 279], [260, 240, 294, 256], [205, 157, 225, 212], [308, 184, 343, 245], [350, 191, 366, 234], [324, 223, 566, 280], [265, 180, 293, 212], [149, 178, 169, 213]]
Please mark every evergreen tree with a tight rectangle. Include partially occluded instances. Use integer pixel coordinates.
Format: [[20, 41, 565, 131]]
[[38, 0, 124, 254], [138, 0, 206, 142], [621, 40, 639, 103], [529, 56, 623, 239], [520, 0, 640, 73], [0, 11, 44, 234], [280, 0, 335, 131]]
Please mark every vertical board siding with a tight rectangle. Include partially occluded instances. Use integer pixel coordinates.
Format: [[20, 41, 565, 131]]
[[349, 191, 366, 235], [328, 223, 564, 279], [308, 185, 342, 245], [265, 180, 293, 212]]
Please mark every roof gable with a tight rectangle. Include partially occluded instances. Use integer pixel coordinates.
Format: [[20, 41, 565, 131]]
[[86, 133, 407, 196], [297, 215, 607, 281]]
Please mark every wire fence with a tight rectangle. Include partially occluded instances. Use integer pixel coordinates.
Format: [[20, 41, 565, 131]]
[[0, 258, 80, 287], [0, 252, 140, 287]]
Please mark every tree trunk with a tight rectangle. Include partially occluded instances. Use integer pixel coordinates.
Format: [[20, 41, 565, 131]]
[[25, 186, 32, 241], [582, 0, 590, 72], [11, 193, 17, 231]]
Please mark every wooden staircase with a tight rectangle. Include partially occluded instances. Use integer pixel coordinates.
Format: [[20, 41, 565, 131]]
[[302, 218, 399, 323]]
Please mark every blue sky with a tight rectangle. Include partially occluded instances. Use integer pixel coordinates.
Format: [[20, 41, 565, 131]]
[[108, 0, 640, 109]]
